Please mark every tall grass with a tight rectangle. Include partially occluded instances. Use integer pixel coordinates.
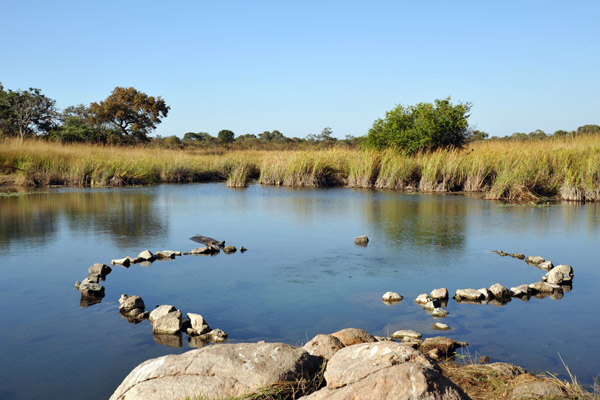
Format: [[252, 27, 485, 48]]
[[2, 135, 600, 201]]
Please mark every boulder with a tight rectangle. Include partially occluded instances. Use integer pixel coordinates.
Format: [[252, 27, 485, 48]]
[[454, 288, 483, 301], [478, 288, 493, 301], [137, 250, 156, 261], [509, 253, 525, 260], [419, 336, 469, 359], [354, 235, 369, 245], [109, 343, 323, 400], [525, 256, 545, 265], [155, 250, 176, 259], [187, 312, 210, 333], [510, 284, 531, 297], [431, 308, 450, 318], [223, 246, 237, 254], [381, 291, 403, 302], [152, 312, 182, 334], [391, 329, 422, 340], [423, 299, 441, 310], [433, 322, 451, 331], [149, 305, 178, 323], [303, 334, 345, 359], [430, 288, 449, 300], [543, 269, 566, 285], [511, 377, 565, 399], [302, 342, 468, 400], [554, 264, 574, 278], [528, 281, 561, 294], [415, 293, 431, 304], [489, 283, 510, 299], [88, 263, 111, 276], [118, 294, 145, 313], [191, 246, 219, 255], [78, 281, 105, 298], [538, 260, 554, 271], [111, 257, 131, 267], [330, 328, 376, 347]]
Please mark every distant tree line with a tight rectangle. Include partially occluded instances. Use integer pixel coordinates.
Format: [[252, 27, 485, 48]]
[[1, 82, 598, 152]]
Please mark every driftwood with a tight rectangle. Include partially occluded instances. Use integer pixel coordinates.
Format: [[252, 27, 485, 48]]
[[190, 235, 225, 248]]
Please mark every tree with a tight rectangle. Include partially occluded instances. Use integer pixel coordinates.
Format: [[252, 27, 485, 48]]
[[89, 87, 169, 142], [366, 97, 471, 153], [553, 129, 572, 137], [47, 104, 106, 143], [469, 130, 489, 141], [576, 124, 600, 135], [0, 86, 57, 141], [217, 129, 235, 144], [528, 129, 547, 139]]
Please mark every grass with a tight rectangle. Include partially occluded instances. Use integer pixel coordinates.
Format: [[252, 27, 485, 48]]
[[2, 135, 600, 201]]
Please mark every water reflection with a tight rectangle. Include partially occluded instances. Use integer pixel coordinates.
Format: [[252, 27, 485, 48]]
[[0, 189, 167, 251]]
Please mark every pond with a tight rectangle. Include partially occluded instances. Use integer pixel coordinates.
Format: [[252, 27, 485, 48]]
[[0, 183, 598, 399]]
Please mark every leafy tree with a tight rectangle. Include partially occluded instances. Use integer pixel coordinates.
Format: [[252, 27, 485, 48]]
[[308, 127, 336, 142], [469, 130, 489, 141], [528, 129, 547, 139], [553, 129, 572, 137], [47, 104, 106, 143], [510, 132, 529, 140], [0, 86, 57, 141], [366, 97, 471, 153], [576, 124, 600, 135], [217, 129, 235, 144], [89, 87, 169, 142], [258, 130, 288, 142]]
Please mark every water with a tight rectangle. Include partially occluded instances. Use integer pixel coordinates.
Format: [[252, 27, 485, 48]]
[[0, 183, 598, 399]]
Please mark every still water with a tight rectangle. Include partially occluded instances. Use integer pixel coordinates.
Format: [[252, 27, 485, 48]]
[[0, 183, 598, 399]]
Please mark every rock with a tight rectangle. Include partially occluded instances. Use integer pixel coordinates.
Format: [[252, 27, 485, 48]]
[[85, 274, 101, 283], [528, 281, 561, 294], [431, 307, 449, 318], [88, 263, 111, 276], [492, 250, 508, 256], [330, 328, 376, 347], [479, 356, 490, 364], [118, 294, 145, 313], [78, 281, 105, 298], [510, 284, 531, 297], [303, 341, 468, 400], [554, 264, 574, 277], [240, 246, 248, 253], [74, 281, 81, 290], [433, 322, 451, 330], [543, 269, 566, 285], [423, 299, 441, 310], [391, 329, 422, 340], [191, 246, 218, 255], [525, 255, 545, 265], [478, 288, 493, 301], [430, 288, 449, 300], [538, 260, 554, 271], [489, 283, 511, 298], [419, 336, 469, 358], [137, 250, 156, 261], [149, 305, 178, 323], [110, 343, 323, 400], [155, 250, 176, 259], [381, 291, 403, 302], [187, 312, 210, 333], [111, 257, 130, 267], [223, 246, 237, 254], [207, 329, 228, 343], [354, 235, 369, 245], [511, 377, 565, 399], [509, 253, 526, 260], [303, 334, 345, 359], [454, 288, 483, 301], [152, 312, 182, 334], [415, 293, 431, 304]]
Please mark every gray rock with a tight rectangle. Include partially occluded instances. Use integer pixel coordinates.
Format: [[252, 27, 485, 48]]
[[381, 291, 403, 302], [489, 283, 511, 298], [423, 299, 441, 310], [88, 263, 111, 276], [528, 281, 561, 294], [137, 250, 156, 261], [419, 336, 469, 358], [191, 246, 218, 255], [118, 294, 145, 313], [431, 307, 450, 318], [302, 342, 468, 400], [152, 312, 182, 334], [207, 329, 228, 343], [543, 269, 566, 285], [78, 281, 105, 298], [455, 288, 483, 301], [478, 288, 493, 301], [149, 305, 178, 323], [538, 260, 554, 271], [433, 322, 451, 330], [303, 334, 345, 359], [509, 253, 525, 260], [511, 379, 565, 399], [110, 343, 323, 400], [111, 257, 131, 267], [391, 329, 422, 340], [415, 293, 431, 304], [354, 235, 369, 245], [510, 284, 531, 297], [85, 274, 101, 283], [525, 255, 545, 265], [155, 250, 176, 259], [430, 288, 449, 300], [330, 328, 376, 347], [554, 264, 574, 278], [187, 312, 210, 332]]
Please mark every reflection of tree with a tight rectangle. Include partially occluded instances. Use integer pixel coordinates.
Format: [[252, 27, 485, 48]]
[[0, 189, 167, 251], [367, 195, 466, 248]]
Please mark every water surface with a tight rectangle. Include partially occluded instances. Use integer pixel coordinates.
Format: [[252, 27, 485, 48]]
[[0, 183, 598, 399]]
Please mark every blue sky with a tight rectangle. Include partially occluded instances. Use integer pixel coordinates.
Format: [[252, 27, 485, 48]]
[[1, 0, 598, 139]]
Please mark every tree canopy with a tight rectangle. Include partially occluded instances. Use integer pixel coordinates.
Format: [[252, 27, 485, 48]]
[[89, 87, 169, 142], [0, 85, 57, 141], [366, 97, 472, 153]]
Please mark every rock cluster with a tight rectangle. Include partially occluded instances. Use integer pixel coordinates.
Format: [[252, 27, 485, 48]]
[[74, 263, 112, 306], [118, 294, 148, 323], [414, 288, 450, 318], [111, 249, 181, 267]]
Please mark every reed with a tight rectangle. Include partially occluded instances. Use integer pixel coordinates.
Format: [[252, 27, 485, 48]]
[[2, 135, 600, 202]]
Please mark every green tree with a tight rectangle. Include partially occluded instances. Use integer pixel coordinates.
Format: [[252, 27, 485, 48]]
[[217, 129, 235, 144], [528, 129, 547, 139], [553, 129, 572, 137], [366, 97, 471, 153], [0, 86, 57, 141], [469, 130, 489, 141], [576, 124, 600, 135], [89, 87, 169, 143]]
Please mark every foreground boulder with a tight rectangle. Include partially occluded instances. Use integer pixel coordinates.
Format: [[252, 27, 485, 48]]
[[301, 342, 468, 400], [303, 334, 345, 360], [109, 343, 323, 400]]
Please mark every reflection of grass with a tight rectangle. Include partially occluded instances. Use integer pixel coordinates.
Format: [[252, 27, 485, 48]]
[[2, 135, 600, 201]]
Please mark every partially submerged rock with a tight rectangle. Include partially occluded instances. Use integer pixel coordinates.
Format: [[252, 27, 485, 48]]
[[431, 307, 450, 318], [391, 329, 422, 340], [433, 322, 451, 331], [510, 284, 532, 297], [155, 250, 177, 260], [149, 305, 178, 323], [118, 294, 145, 313], [525, 255, 545, 265], [489, 283, 511, 299], [454, 288, 483, 301], [381, 291, 403, 303], [191, 246, 220, 255], [223, 245, 237, 254], [88, 263, 111, 276], [419, 336, 469, 359], [111, 257, 131, 267], [538, 260, 554, 271], [430, 288, 449, 300], [509, 253, 525, 260], [415, 293, 431, 304], [77, 281, 105, 298], [137, 250, 156, 262], [152, 311, 182, 334], [354, 235, 369, 246]]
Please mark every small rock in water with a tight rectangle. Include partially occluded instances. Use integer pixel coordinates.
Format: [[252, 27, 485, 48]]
[[492, 250, 508, 256], [111, 257, 131, 267], [538, 260, 554, 271], [137, 250, 156, 262], [191, 246, 219, 255], [454, 288, 483, 301], [509, 253, 525, 260], [118, 294, 145, 313], [240, 246, 247, 253], [155, 250, 177, 260], [431, 308, 449, 318], [152, 312, 182, 334], [78, 282, 105, 298], [478, 288, 493, 301], [207, 329, 228, 343], [525, 255, 545, 265], [149, 305, 178, 323], [433, 322, 451, 331], [392, 330, 422, 340], [554, 264, 574, 278], [354, 235, 369, 246], [510, 284, 531, 297], [429, 288, 449, 300], [422, 299, 441, 311], [88, 263, 112, 276], [382, 291, 403, 302], [223, 245, 237, 254], [543, 269, 567, 285], [415, 293, 431, 304], [489, 283, 510, 299]]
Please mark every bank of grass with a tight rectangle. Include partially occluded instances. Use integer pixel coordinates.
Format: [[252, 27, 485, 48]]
[[2, 135, 600, 201]]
